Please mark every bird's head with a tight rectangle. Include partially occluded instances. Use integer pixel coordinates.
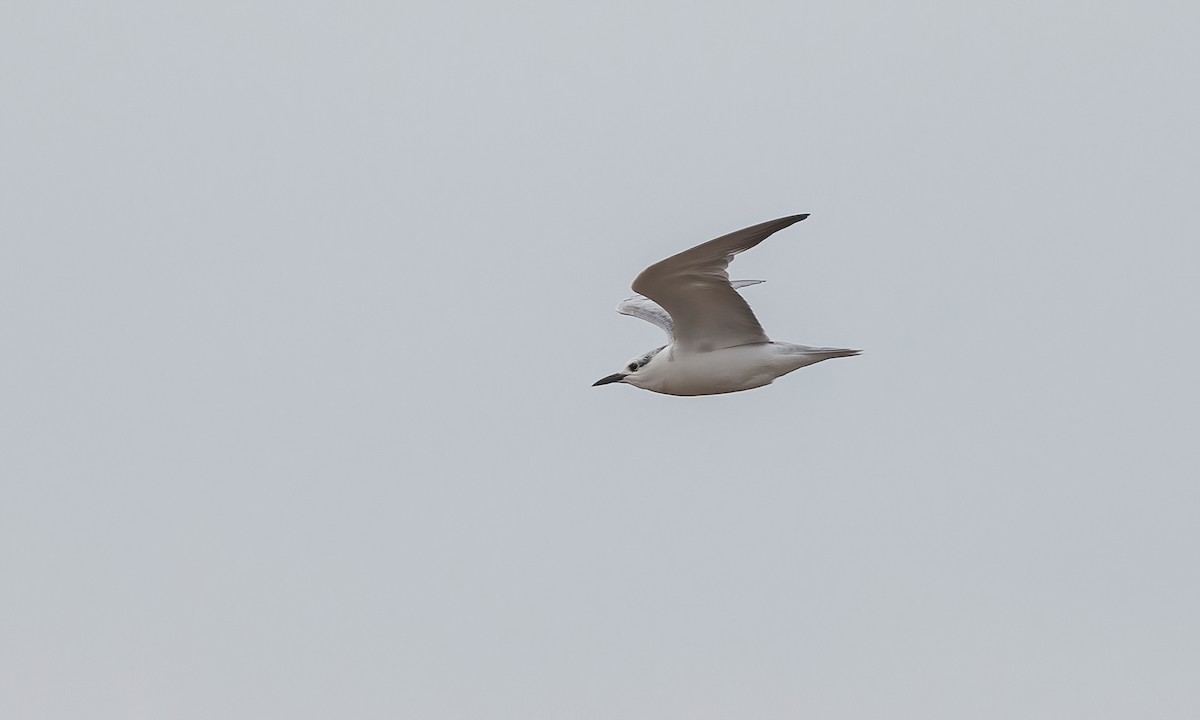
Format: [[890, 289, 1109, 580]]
[[592, 346, 666, 389]]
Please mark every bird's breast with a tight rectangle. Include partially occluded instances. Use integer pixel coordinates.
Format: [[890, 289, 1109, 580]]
[[649, 343, 783, 396]]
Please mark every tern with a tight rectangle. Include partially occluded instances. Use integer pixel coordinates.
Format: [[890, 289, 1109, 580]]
[[593, 214, 859, 396]]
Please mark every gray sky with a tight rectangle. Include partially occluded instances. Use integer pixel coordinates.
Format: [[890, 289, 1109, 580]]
[[3, 1, 1199, 718]]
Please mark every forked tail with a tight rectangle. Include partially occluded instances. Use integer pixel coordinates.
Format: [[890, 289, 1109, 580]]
[[780, 344, 862, 362], [809, 347, 861, 361]]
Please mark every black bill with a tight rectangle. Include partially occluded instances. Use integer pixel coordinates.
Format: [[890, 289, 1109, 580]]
[[592, 373, 624, 386]]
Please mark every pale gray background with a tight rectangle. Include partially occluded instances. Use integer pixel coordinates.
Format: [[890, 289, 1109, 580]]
[[2, 1, 1198, 718]]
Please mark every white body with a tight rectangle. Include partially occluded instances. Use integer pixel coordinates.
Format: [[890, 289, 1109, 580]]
[[596, 214, 859, 396], [625, 342, 857, 396]]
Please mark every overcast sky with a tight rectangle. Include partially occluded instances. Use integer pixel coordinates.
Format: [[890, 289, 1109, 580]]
[[3, 1, 1199, 718]]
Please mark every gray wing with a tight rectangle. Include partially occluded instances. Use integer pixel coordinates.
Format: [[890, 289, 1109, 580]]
[[631, 214, 808, 352], [616, 279, 764, 341]]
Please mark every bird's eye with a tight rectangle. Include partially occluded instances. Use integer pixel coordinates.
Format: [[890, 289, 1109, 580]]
[[627, 363, 638, 372]]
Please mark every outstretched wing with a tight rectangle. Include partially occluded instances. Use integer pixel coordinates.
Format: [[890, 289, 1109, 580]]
[[615, 279, 766, 341], [632, 214, 808, 352], [615, 294, 674, 338]]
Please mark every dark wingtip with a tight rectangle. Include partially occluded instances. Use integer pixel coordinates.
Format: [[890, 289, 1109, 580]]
[[772, 213, 810, 228]]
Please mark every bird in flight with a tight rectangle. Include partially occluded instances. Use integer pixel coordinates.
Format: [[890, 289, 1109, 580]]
[[593, 214, 859, 396]]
